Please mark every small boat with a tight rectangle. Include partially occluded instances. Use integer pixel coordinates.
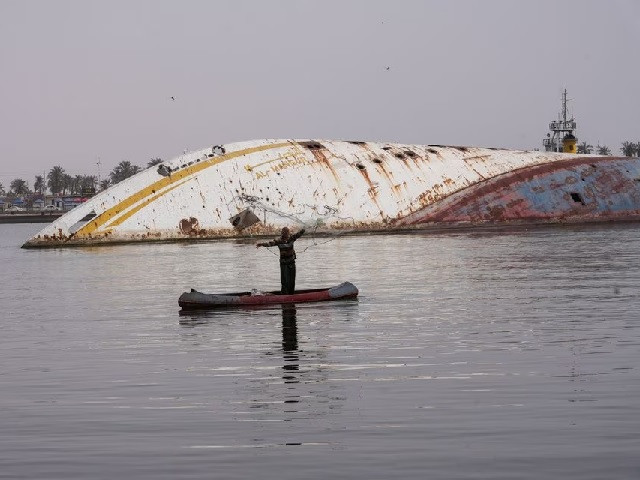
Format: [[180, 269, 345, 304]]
[[178, 281, 359, 310]]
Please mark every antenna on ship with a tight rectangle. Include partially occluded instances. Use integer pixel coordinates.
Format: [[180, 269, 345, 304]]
[[96, 157, 102, 190], [543, 89, 577, 154]]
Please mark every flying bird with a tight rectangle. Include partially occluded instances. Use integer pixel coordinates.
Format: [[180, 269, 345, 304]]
[[385, 66, 390, 71], [170, 96, 175, 101]]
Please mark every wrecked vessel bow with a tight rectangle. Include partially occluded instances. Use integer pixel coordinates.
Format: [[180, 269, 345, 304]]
[[23, 139, 640, 248]]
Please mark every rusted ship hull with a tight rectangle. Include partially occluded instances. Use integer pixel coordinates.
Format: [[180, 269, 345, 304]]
[[22, 140, 640, 248], [400, 156, 640, 225]]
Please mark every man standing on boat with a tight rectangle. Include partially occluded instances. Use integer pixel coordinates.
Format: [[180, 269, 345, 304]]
[[256, 227, 305, 294]]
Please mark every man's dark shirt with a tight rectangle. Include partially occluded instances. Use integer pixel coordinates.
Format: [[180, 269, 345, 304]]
[[263, 229, 305, 263]]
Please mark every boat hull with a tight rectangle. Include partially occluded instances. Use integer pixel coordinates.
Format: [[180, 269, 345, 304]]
[[22, 139, 640, 248], [178, 281, 359, 310]]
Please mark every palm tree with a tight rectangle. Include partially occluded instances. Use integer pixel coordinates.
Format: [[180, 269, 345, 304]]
[[47, 166, 66, 194], [621, 141, 636, 157], [10, 178, 30, 196], [0, 182, 5, 196], [62, 174, 73, 195], [596, 145, 611, 156], [110, 160, 141, 184], [99, 179, 111, 191], [577, 142, 593, 154], [34, 175, 45, 195], [80, 175, 97, 193], [147, 157, 163, 168], [70, 175, 83, 195]]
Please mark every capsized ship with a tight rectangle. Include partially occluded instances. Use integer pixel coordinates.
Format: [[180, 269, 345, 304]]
[[22, 138, 640, 248]]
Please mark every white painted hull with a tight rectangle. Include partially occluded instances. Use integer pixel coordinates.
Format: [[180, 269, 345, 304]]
[[23, 139, 638, 248]]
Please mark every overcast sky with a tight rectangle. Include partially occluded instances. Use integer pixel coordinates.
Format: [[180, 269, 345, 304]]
[[1, 0, 638, 186]]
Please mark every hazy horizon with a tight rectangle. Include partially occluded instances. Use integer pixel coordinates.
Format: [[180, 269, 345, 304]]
[[1, 0, 638, 187]]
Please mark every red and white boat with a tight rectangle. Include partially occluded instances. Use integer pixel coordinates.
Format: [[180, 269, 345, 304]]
[[178, 281, 358, 310]]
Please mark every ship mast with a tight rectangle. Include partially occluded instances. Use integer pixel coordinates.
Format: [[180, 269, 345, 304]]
[[543, 89, 577, 153]]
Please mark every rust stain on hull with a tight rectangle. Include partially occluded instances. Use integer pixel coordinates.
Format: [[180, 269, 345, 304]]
[[399, 156, 640, 225]]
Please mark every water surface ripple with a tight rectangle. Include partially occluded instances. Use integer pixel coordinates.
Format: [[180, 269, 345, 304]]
[[1, 224, 639, 479]]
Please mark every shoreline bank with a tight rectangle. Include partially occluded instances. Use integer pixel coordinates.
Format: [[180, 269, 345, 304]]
[[0, 213, 63, 224]]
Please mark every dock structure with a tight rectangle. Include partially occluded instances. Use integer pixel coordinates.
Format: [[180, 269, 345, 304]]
[[22, 139, 640, 248]]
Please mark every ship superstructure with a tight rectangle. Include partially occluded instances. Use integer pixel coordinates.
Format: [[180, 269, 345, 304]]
[[543, 89, 578, 154]]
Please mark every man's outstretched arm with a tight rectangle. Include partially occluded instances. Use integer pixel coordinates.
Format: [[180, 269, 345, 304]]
[[290, 228, 306, 242], [256, 238, 280, 248]]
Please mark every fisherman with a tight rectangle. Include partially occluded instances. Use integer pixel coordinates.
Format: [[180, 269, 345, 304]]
[[256, 227, 305, 294]]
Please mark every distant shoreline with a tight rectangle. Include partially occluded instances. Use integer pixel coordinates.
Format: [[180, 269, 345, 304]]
[[0, 213, 63, 224]]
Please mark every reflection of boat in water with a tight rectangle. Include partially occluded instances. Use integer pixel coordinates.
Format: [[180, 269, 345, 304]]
[[281, 304, 299, 382], [178, 282, 358, 310], [177, 301, 356, 421]]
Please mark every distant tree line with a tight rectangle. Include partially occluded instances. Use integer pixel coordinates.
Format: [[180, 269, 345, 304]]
[[2, 158, 162, 198], [577, 141, 640, 156], [619, 141, 640, 157], [45, 167, 98, 196]]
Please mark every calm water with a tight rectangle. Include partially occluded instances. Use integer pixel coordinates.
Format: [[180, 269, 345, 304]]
[[1, 223, 639, 479]]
